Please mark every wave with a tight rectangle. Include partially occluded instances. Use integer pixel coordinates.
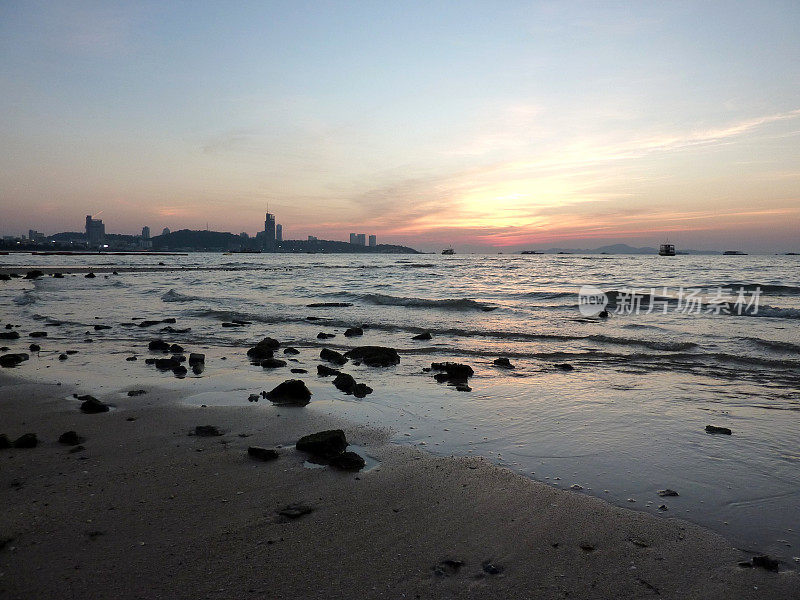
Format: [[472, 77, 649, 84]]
[[742, 337, 800, 353], [161, 289, 210, 303], [356, 293, 496, 311], [721, 283, 800, 296], [587, 334, 698, 351], [13, 291, 38, 305]]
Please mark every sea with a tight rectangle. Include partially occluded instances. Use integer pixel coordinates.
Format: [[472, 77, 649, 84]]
[[1, 252, 799, 565]]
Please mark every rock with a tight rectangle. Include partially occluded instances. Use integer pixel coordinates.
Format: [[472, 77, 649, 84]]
[[264, 379, 312, 406], [455, 384, 472, 392], [290, 368, 307, 374], [248, 446, 279, 461], [431, 362, 474, 381], [296, 429, 347, 458], [317, 364, 341, 377], [13, 433, 38, 448], [160, 326, 191, 333], [283, 347, 300, 355], [307, 302, 352, 308], [169, 343, 184, 353], [344, 327, 363, 337], [317, 332, 335, 339], [85, 272, 96, 278], [162, 318, 177, 324], [192, 364, 204, 375], [329, 451, 365, 471], [481, 561, 504, 575], [277, 503, 314, 519], [221, 322, 244, 327], [493, 357, 514, 369], [0, 353, 29, 368], [93, 324, 112, 330], [29, 344, 40, 352], [306, 316, 322, 320], [127, 390, 147, 396], [333, 372, 357, 394], [58, 431, 85, 446], [194, 425, 223, 437], [65, 350, 78, 355], [172, 365, 188, 377], [154, 357, 180, 370], [144, 358, 155, 365], [752, 555, 780, 572], [412, 331, 432, 340], [53, 273, 64, 279], [29, 331, 47, 338], [0, 274, 10, 281], [247, 337, 280, 360], [657, 504, 668, 511], [344, 346, 400, 367], [433, 559, 464, 577], [657, 489, 679, 497], [0, 434, 10, 449], [58, 353, 68, 361], [353, 383, 373, 398], [555, 363, 574, 371], [125, 356, 138, 361], [80, 396, 109, 413], [24, 270, 44, 279], [253, 337, 280, 350], [248, 393, 260, 402], [0, 331, 20, 340], [139, 320, 162, 328], [598, 310, 609, 318], [705, 425, 732, 435], [320, 348, 347, 365], [188, 353, 205, 365], [260, 358, 287, 369], [148, 340, 171, 352]]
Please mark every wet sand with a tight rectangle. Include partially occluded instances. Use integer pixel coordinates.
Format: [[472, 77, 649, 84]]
[[1, 373, 796, 599]]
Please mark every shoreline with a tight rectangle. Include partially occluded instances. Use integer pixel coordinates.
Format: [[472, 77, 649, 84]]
[[1, 371, 796, 599]]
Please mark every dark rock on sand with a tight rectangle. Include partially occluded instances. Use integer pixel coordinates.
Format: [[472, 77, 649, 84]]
[[344, 327, 363, 337], [329, 450, 365, 471], [0, 274, 10, 281], [125, 356, 137, 361], [172, 365, 188, 377], [320, 348, 347, 365], [66, 350, 78, 355], [412, 331, 432, 341], [705, 425, 732, 435], [194, 425, 223, 437], [431, 362, 474, 381], [29, 331, 47, 338], [296, 429, 347, 458], [555, 363, 574, 371], [264, 379, 312, 406], [29, 344, 40, 352], [247, 337, 280, 361], [261, 358, 287, 369], [192, 364, 204, 375], [277, 503, 314, 519], [93, 324, 112, 330], [24, 270, 44, 279], [493, 357, 514, 369], [317, 364, 341, 377], [455, 384, 472, 392], [80, 396, 110, 413], [0, 353, 29, 368], [85, 272, 96, 278], [333, 373, 357, 394], [283, 347, 300, 355], [307, 302, 352, 308], [188, 353, 205, 365], [248, 446, 279, 461], [169, 343, 184, 353], [0, 331, 20, 340], [58, 353, 68, 361], [353, 383, 373, 398], [127, 390, 147, 397], [344, 346, 400, 367], [598, 309, 609, 318], [290, 368, 307, 374], [148, 340, 171, 352], [13, 433, 38, 448], [317, 332, 335, 339], [58, 431, 85, 446], [154, 357, 180, 370], [751, 555, 780, 572], [658, 489, 680, 497]]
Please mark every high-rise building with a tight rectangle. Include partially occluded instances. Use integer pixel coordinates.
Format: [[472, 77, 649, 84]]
[[264, 212, 276, 249], [85, 215, 105, 246], [349, 233, 358, 244], [356, 233, 366, 246], [142, 226, 150, 240], [28, 230, 45, 242], [368, 234, 376, 247], [276, 224, 283, 242], [162, 227, 170, 236]]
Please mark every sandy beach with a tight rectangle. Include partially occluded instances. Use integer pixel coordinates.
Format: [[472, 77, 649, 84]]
[[1, 371, 796, 599]]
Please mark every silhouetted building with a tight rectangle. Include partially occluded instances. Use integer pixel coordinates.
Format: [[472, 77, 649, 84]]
[[369, 234, 376, 247], [85, 215, 105, 246], [28, 229, 45, 243], [142, 226, 150, 240], [240, 232, 249, 239], [308, 235, 317, 241], [349, 233, 357, 244], [356, 233, 366, 246], [162, 227, 170, 236], [276, 224, 283, 242]]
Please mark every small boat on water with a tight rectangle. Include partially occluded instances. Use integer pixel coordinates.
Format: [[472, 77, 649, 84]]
[[442, 247, 455, 255], [658, 243, 676, 256]]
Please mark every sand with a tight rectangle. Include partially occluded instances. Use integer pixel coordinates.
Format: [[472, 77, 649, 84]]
[[0, 373, 796, 599]]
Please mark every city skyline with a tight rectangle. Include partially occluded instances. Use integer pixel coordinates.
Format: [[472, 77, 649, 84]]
[[1, 2, 799, 253]]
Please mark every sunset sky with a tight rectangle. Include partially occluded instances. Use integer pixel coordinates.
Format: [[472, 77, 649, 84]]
[[1, 1, 799, 252]]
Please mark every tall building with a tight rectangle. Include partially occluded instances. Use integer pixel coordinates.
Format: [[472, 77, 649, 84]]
[[276, 224, 283, 242], [142, 226, 150, 240], [263, 212, 276, 249], [356, 233, 366, 246], [85, 215, 105, 246], [368, 234, 376, 247], [349, 233, 357, 244], [28, 230, 45, 242], [162, 227, 170, 236]]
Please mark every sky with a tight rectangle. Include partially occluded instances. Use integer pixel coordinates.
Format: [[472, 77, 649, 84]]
[[1, 1, 799, 252]]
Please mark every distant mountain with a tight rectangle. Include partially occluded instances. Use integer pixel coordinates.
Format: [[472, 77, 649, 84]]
[[152, 229, 241, 250]]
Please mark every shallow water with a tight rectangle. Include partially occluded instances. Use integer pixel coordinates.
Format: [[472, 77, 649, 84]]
[[1, 252, 798, 566]]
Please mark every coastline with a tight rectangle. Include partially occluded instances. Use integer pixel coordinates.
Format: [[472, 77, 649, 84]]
[[1, 371, 796, 599]]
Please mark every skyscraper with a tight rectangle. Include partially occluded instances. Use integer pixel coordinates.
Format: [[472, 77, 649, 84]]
[[356, 233, 366, 246], [368, 235, 376, 247], [349, 233, 357, 244], [276, 224, 283, 242], [142, 226, 150, 240], [85, 215, 105, 246]]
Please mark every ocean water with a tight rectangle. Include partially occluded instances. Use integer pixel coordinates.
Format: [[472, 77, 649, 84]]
[[1, 252, 799, 565]]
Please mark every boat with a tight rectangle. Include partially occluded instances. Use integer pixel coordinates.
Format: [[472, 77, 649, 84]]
[[441, 247, 455, 255], [658, 243, 676, 256]]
